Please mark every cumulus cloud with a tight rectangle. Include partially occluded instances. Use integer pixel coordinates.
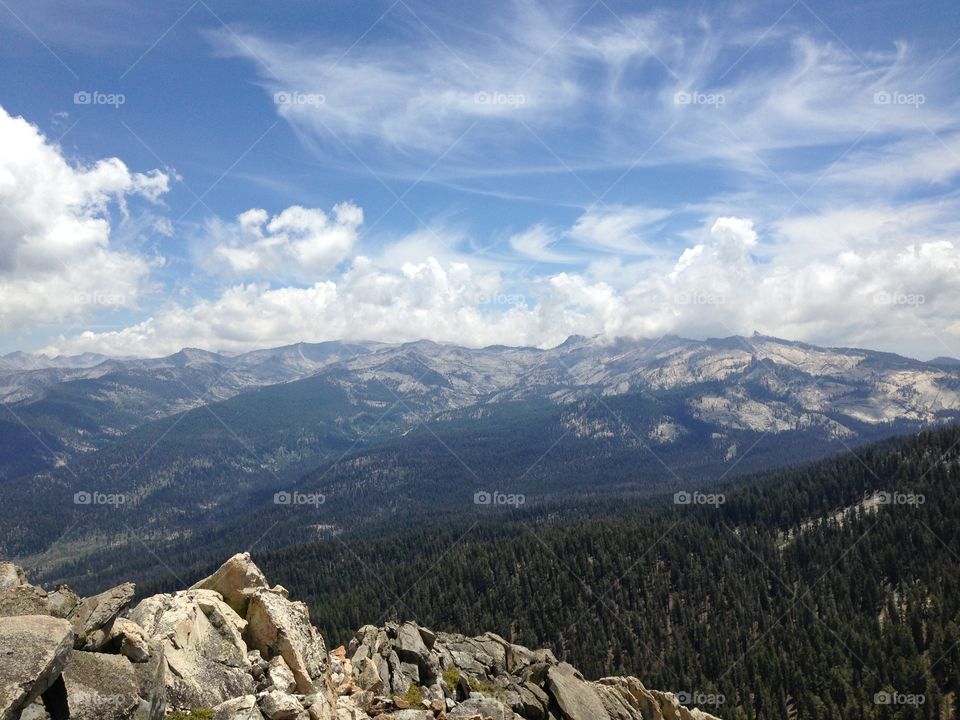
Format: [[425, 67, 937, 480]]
[[46, 256, 561, 356], [210, 202, 362, 280], [0, 105, 169, 332], [47, 203, 960, 359]]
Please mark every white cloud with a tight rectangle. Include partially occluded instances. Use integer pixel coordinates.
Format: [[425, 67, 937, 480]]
[[0, 105, 169, 332], [210, 203, 362, 280], [47, 256, 552, 356], [49, 202, 960, 359], [215, 3, 959, 196], [509, 224, 577, 264], [569, 206, 672, 255]]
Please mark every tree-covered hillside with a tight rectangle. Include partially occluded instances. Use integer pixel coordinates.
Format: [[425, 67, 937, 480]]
[[243, 426, 960, 720]]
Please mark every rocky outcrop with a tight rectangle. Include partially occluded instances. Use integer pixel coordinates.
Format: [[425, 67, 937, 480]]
[[0, 556, 723, 720], [61, 651, 141, 720], [68, 582, 136, 648], [128, 589, 255, 710], [0, 562, 27, 591], [245, 587, 327, 695], [0, 615, 73, 719], [0, 584, 52, 618], [190, 552, 269, 617]]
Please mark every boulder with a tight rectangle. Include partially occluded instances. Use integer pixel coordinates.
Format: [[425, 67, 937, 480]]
[[259, 689, 307, 719], [212, 694, 263, 720], [0, 615, 74, 719], [46, 586, 80, 620], [266, 655, 297, 693], [590, 678, 725, 720], [304, 690, 334, 720], [354, 656, 384, 693], [0, 585, 51, 618], [20, 703, 51, 719], [62, 650, 140, 720], [109, 618, 152, 663], [85, 617, 152, 663], [246, 588, 327, 694], [546, 663, 610, 720], [68, 582, 135, 647], [0, 563, 27, 591], [515, 681, 550, 719], [190, 552, 269, 617], [447, 696, 521, 719], [128, 590, 254, 710], [394, 623, 438, 683], [130, 639, 167, 720]]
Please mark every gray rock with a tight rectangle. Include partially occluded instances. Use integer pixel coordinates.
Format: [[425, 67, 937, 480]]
[[0, 563, 27, 591], [0, 585, 51, 618], [516, 681, 550, 719], [266, 656, 297, 693], [46, 586, 80, 620], [190, 552, 269, 617], [62, 650, 140, 720], [128, 590, 254, 710], [246, 589, 327, 695], [395, 623, 429, 664], [381, 711, 432, 720], [0, 615, 74, 719], [259, 689, 306, 719], [131, 639, 166, 720], [20, 702, 51, 720], [395, 622, 438, 683], [400, 661, 420, 686], [354, 656, 384, 693], [68, 582, 135, 647], [303, 691, 333, 720], [213, 694, 263, 720], [448, 696, 521, 719], [110, 618, 152, 663], [546, 663, 610, 720]]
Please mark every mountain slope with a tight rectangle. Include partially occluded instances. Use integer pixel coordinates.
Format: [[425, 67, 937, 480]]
[[231, 425, 960, 719], [0, 341, 375, 480], [1, 334, 959, 576]]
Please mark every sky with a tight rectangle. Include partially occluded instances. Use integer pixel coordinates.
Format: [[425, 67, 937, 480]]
[[1, 0, 959, 360]]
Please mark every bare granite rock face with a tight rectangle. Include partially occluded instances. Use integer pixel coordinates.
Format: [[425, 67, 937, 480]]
[[0, 556, 723, 720], [190, 552, 269, 617], [0, 615, 74, 720]]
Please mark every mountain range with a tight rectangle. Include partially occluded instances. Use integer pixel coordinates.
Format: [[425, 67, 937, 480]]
[[2, 333, 959, 584]]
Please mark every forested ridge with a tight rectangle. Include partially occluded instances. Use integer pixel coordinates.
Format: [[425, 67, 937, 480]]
[[245, 426, 960, 719]]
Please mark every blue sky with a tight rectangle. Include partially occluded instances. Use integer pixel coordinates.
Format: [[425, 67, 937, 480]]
[[1, 0, 959, 358]]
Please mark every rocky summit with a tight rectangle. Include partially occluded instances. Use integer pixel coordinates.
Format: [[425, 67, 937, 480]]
[[0, 554, 721, 720]]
